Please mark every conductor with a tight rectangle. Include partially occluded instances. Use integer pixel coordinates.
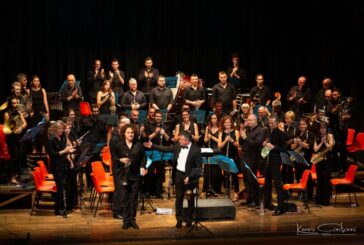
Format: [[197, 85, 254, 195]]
[[144, 130, 202, 229]]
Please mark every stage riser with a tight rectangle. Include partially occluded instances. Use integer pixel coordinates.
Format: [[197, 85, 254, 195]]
[[182, 198, 236, 220]]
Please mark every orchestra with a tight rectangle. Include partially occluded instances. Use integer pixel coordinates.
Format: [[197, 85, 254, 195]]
[[0, 55, 356, 228]]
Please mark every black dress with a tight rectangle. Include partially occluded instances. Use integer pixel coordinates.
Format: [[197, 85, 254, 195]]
[[99, 93, 111, 115], [30, 89, 46, 126], [314, 136, 334, 206], [203, 128, 222, 193], [221, 130, 240, 193]]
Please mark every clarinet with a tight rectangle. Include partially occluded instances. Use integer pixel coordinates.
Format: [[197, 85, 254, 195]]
[[226, 130, 231, 157]]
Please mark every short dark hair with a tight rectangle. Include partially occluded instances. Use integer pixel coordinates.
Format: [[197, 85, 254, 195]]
[[178, 130, 192, 142]]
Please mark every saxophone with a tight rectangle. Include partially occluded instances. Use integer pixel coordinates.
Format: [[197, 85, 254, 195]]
[[311, 135, 330, 164], [311, 148, 329, 164]]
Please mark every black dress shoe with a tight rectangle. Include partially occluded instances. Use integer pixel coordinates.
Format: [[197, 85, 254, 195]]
[[176, 221, 182, 229], [272, 210, 285, 216], [122, 223, 130, 230], [130, 221, 140, 229]]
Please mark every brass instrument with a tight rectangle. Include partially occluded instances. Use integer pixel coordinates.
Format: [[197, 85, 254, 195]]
[[0, 101, 8, 111], [2, 104, 27, 135], [311, 148, 329, 164]]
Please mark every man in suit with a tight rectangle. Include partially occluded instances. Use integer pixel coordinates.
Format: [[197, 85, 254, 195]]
[[144, 130, 202, 229]]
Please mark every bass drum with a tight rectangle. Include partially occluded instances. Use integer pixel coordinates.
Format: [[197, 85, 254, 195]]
[[172, 72, 203, 113]]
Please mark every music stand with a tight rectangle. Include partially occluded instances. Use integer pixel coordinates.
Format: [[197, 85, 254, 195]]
[[186, 168, 213, 237], [212, 155, 239, 199], [287, 151, 309, 166], [139, 151, 161, 215], [203, 156, 221, 199]]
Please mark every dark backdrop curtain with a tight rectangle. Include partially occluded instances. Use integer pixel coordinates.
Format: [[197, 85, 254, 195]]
[[1, 0, 363, 129]]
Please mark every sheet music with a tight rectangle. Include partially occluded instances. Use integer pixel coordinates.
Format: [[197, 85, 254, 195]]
[[201, 148, 214, 153]]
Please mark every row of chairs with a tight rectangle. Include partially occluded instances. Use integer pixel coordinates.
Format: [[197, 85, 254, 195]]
[[282, 164, 359, 213]]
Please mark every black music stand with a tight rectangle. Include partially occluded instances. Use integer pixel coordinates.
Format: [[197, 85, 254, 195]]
[[203, 156, 221, 199], [186, 168, 213, 237], [213, 155, 239, 199], [288, 151, 309, 166], [139, 154, 159, 215]]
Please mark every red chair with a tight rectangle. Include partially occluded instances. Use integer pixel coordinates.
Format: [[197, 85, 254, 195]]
[[90, 173, 114, 218], [0, 125, 10, 160], [80, 101, 92, 116], [347, 132, 364, 153], [100, 146, 112, 175], [346, 128, 355, 146], [36, 160, 54, 180], [283, 170, 311, 213], [331, 164, 359, 207], [310, 164, 317, 182], [31, 168, 57, 215]]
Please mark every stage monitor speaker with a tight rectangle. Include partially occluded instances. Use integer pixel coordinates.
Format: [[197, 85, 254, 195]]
[[183, 198, 236, 220]]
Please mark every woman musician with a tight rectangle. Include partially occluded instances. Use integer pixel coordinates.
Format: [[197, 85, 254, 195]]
[[218, 116, 240, 201], [313, 122, 335, 206], [173, 110, 199, 143], [290, 117, 314, 200], [281, 111, 297, 184], [203, 113, 222, 195]]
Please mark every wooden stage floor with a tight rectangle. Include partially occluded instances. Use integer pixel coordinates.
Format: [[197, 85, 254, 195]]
[[1, 190, 364, 244]]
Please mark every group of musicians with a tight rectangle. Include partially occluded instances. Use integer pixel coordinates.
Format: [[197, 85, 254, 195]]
[[1, 55, 354, 229]]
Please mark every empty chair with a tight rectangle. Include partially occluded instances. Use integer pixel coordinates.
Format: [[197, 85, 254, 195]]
[[283, 170, 311, 213], [331, 164, 359, 207], [90, 173, 114, 218], [346, 128, 355, 146], [31, 168, 57, 215], [347, 132, 364, 153], [37, 160, 54, 180], [80, 101, 92, 117]]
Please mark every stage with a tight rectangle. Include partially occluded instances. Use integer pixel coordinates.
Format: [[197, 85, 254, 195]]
[[0, 189, 364, 244]]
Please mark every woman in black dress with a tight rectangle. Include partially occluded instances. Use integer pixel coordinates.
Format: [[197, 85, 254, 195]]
[[313, 122, 335, 206], [203, 113, 222, 194]]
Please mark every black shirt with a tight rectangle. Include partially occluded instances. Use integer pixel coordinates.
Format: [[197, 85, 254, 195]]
[[46, 134, 67, 171], [149, 87, 174, 109], [121, 90, 147, 110], [212, 83, 237, 114], [250, 85, 271, 106]]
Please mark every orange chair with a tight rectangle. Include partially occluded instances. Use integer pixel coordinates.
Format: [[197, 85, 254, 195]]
[[36, 160, 54, 180], [100, 146, 112, 175], [310, 164, 317, 182], [331, 164, 359, 207], [347, 132, 364, 153], [90, 173, 115, 218], [80, 101, 92, 117], [283, 170, 311, 213], [33, 167, 55, 186], [31, 168, 57, 215], [257, 170, 265, 186], [91, 161, 114, 184], [346, 128, 355, 146]]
